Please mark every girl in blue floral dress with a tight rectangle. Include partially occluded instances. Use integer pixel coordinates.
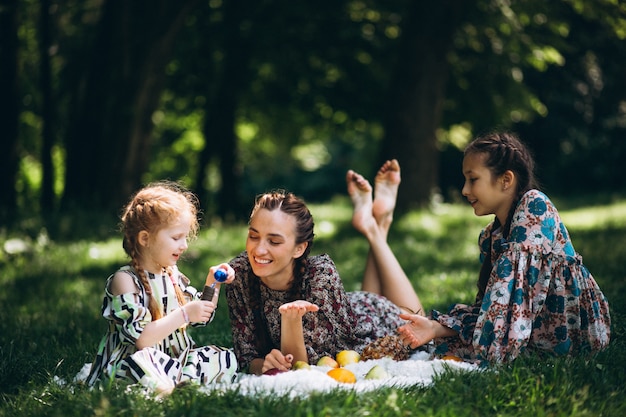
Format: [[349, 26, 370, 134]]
[[85, 182, 238, 394], [396, 131, 611, 364]]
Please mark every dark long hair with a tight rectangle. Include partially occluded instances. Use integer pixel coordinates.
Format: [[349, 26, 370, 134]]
[[465, 132, 538, 299], [247, 190, 315, 355]]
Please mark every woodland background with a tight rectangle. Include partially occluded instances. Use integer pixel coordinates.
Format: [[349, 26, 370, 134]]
[[1, 0, 626, 236]]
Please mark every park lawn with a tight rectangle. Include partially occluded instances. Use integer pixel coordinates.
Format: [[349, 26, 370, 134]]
[[1, 195, 625, 416]]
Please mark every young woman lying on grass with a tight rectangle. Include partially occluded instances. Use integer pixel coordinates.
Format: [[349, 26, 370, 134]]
[[225, 160, 423, 375]]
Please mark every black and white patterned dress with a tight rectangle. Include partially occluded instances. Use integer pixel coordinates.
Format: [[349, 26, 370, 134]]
[[86, 265, 237, 391]]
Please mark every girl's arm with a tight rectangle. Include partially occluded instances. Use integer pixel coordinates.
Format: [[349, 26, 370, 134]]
[[109, 271, 214, 349], [136, 307, 189, 349], [135, 299, 216, 348], [397, 313, 457, 348]]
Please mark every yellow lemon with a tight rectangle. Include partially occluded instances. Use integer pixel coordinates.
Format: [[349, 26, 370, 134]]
[[335, 350, 360, 367]]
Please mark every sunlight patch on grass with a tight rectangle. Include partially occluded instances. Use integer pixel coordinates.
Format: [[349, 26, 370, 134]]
[[87, 239, 125, 262], [65, 277, 101, 299], [316, 220, 337, 239], [310, 195, 353, 217], [398, 212, 445, 237], [560, 200, 626, 230], [420, 271, 477, 310], [397, 203, 486, 238]]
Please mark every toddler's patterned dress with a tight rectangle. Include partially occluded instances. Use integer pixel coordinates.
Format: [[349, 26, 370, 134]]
[[86, 265, 237, 392]]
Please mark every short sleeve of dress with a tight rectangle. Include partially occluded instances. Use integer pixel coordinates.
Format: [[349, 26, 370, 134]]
[[102, 269, 151, 345]]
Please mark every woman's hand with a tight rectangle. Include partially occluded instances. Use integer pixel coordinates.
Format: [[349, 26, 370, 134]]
[[183, 299, 216, 323], [278, 300, 319, 319], [206, 263, 236, 286], [202, 263, 236, 304], [262, 349, 294, 373], [397, 313, 437, 349]]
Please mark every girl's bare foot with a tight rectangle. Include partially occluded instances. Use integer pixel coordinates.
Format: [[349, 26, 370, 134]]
[[373, 159, 401, 226], [346, 170, 377, 235]]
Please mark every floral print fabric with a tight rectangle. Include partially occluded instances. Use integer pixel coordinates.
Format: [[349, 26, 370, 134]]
[[432, 190, 611, 364], [226, 252, 405, 370]]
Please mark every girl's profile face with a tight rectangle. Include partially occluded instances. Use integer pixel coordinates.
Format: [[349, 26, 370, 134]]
[[139, 211, 193, 274], [461, 152, 514, 224], [246, 208, 307, 290]]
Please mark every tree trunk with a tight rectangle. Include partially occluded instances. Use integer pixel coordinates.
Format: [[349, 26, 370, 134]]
[[40, 0, 55, 214], [0, 0, 20, 224], [62, 0, 199, 213], [382, 1, 468, 211], [196, 0, 252, 222]]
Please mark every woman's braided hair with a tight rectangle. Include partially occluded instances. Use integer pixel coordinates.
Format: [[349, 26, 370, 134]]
[[464, 131, 538, 299], [247, 190, 315, 354], [120, 181, 200, 320]]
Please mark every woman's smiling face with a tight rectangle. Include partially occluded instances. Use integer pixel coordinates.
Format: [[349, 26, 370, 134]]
[[246, 208, 307, 290]]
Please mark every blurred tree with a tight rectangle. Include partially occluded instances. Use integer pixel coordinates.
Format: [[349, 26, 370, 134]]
[[0, 0, 19, 223], [382, 0, 468, 211], [39, 0, 55, 214], [3, 0, 626, 231], [517, 0, 626, 196], [61, 0, 200, 213], [195, 0, 255, 221]]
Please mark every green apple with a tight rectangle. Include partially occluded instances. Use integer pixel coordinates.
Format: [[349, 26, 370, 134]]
[[292, 360, 311, 370], [364, 364, 391, 380]]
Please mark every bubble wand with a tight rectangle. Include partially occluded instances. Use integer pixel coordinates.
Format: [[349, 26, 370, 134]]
[[200, 269, 227, 301]]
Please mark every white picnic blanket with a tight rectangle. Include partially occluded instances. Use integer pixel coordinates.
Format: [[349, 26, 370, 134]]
[[200, 351, 479, 398], [74, 351, 479, 398]]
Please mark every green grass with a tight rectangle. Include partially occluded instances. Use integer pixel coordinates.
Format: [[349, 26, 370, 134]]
[[1, 195, 626, 416]]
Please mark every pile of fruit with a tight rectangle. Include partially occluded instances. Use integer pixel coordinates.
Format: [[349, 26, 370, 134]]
[[321, 350, 391, 383], [264, 349, 391, 384]]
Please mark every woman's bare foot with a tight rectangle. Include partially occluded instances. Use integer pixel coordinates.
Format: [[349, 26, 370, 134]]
[[373, 159, 401, 227], [346, 170, 377, 235]]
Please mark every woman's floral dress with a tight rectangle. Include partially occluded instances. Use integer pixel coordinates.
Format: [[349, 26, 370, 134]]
[[432, 190, 611, 364], [86, 265, 237, 391], [226, 252, 406, 371]]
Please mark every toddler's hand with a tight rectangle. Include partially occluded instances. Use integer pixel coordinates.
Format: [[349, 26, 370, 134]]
[[184, 299, 216, 323]]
